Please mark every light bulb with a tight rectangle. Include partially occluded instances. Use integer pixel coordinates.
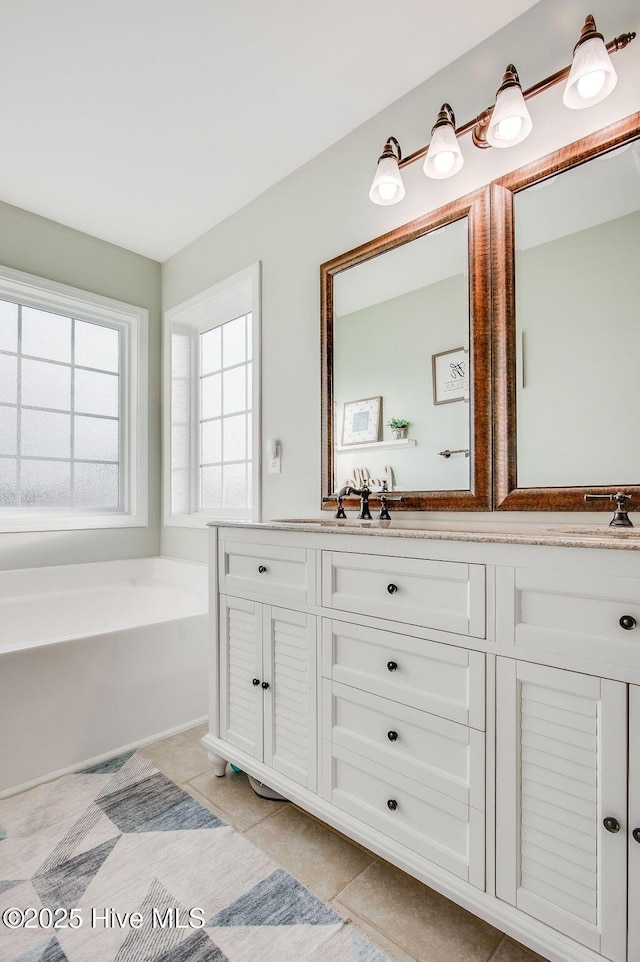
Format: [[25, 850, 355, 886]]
[[433, 150, 455, 174], [576, 68, 606, 100], [494, 115, 522, 143], [377, 181, 399, 201]]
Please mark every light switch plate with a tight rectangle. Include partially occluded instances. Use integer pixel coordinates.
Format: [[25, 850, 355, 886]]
[[268, 457, 281, 474]]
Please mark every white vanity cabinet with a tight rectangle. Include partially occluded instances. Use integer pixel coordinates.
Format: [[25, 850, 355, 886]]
[[205, 522, 640, 962]]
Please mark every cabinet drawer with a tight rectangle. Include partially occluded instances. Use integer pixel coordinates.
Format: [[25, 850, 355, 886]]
[[323, 742, 484, 887], [497, 567, 640, 670], [219, 540, 316, 604], [322, 551, 485, 637], [323, 680, 484, 806], [322, 619, 485, 729]]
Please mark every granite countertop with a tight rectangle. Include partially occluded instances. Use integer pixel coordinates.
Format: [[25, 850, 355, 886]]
[[208, 517, 640, 551]]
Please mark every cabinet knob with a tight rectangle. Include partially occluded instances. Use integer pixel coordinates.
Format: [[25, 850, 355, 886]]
[[387, 661, 398, 673], [387, 730, 398, 742], [387, 583, 398, 595], [261, 681, 270, 690], [252, 678, 260, 686], [603, 817, 621, 834], [619, 614, 637, 630], [632, 828, 640, 844], [258, 565, 267, 574], [387, 799, 398, 811]]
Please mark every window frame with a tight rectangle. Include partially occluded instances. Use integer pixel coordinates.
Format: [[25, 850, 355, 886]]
[[163, 262, 261, 527], [0, 265, 148, 532]]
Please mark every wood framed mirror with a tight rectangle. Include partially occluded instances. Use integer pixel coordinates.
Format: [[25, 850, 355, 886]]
[[492, 111, 640, 512], [321, 187, 491, 512]]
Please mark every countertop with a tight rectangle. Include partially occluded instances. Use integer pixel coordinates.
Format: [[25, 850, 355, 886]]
[[208, 517, 640, 551]]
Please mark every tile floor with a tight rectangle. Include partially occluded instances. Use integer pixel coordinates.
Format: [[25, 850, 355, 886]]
[[139, 724, 550, 962]]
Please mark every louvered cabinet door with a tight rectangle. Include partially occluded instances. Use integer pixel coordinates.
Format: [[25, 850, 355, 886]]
[[219, 595, 264, 759], [496, 660, 627, 962], [262, 606, 317, 791]]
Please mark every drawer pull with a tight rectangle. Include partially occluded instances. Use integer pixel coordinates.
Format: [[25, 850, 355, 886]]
[[258, 565, 267, 574], [387, 730, 398, 742], [387, 799, 398, 811], [619, 614, 637, 630], [633, 828, 640, 844], [387, 583, 398, 595], [603, 817, 621, 834], [252, 678, 260, 686], [387, 661, 398, 673], [261, 681, 270, 690]]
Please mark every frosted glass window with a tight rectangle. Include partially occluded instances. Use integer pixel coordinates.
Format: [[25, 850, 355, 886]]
[[201, 419, 222, 465], [223, 366, 245, 415], [0, 355, 17, 403], [73, 463, 119, 508], [22, 358, 71, 411], [223, 463, 247, 508], [21, 460, 71, 506], [223, 414, 246, 462], [201, 373, 221, 419], [201, 465, 222, 507], [0, 459, 17, 506], [21, 409, 71, 459], [22, 308, 71, 362], [223, 315, 246, 368], [0, 406, 17, 455], [0, 300, 18, 352], [201, 327, 221, 375], [74, 415, 119, 462], [75, 320, 119, 373], [75, 369, 119, 417]]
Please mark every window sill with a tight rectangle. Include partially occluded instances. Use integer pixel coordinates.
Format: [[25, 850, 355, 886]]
[[0, 513, 148, 533]]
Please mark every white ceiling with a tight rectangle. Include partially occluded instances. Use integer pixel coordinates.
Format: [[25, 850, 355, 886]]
[[0, 0, 541, 262]]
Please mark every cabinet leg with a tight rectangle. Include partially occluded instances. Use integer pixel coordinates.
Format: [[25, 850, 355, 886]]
[[207, 751, 228, 777]]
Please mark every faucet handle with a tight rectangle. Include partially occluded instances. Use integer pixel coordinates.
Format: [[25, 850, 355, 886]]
[[585, 491, 633, 528]]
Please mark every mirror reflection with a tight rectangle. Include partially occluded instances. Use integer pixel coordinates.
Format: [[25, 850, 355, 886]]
[[332, 217, 470, 493], [514, 138, 640, 488]]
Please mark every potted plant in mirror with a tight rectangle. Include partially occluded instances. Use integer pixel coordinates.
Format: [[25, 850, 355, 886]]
[[388, 418, 410, 440]]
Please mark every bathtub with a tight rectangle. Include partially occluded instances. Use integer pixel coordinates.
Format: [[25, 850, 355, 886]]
[[0, 557, 209, 795]]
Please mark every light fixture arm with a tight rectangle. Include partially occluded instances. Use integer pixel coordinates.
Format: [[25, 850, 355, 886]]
[[397, 27, 636, 168]]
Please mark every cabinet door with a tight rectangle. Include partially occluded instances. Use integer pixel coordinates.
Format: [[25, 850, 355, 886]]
[[262, 606, 317, 791], [219, 595, 264, 760], [496, 660, 627, 962], [629, 685, 640, 962]]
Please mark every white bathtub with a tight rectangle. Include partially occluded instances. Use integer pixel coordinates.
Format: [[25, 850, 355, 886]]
[[0, 557, 209, 795]]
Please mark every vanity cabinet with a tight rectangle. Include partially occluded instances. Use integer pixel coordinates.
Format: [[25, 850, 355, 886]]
[[205, 523, 640, 962], [219, 594, 317, 790]]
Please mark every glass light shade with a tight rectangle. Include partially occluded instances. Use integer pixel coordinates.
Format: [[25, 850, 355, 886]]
[[486, 83, 533, 148], [423, 122, 464, 179], [369, 155, 405, 205], [563, 36, 617, 109]]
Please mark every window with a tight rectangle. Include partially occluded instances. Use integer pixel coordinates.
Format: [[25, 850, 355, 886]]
[[164, 263, 260, 525], [0, 266, 148, 531]]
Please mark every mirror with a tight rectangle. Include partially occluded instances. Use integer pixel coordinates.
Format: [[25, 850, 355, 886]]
[[321, 188, 491, 511], [493, 112, 640, 511]]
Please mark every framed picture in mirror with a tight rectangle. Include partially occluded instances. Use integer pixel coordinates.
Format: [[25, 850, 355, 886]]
[[341, 396, 382, 446], [432, 347, 469, 404]]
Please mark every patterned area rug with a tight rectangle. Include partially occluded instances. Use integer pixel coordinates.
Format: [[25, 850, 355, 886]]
[[0, 753, 390, 962]]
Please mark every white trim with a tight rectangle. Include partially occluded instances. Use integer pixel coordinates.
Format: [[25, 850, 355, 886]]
[[0, 265, 148, 532], [163, 262, 261, 527]]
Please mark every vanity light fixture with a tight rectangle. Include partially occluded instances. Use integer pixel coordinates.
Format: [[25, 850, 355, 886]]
[[563, 15, 618, 109], [369, 15, 635, 205], [485, 65, 533, 148], [423, 104, 464, 179], [368, 137, 405, 205]]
